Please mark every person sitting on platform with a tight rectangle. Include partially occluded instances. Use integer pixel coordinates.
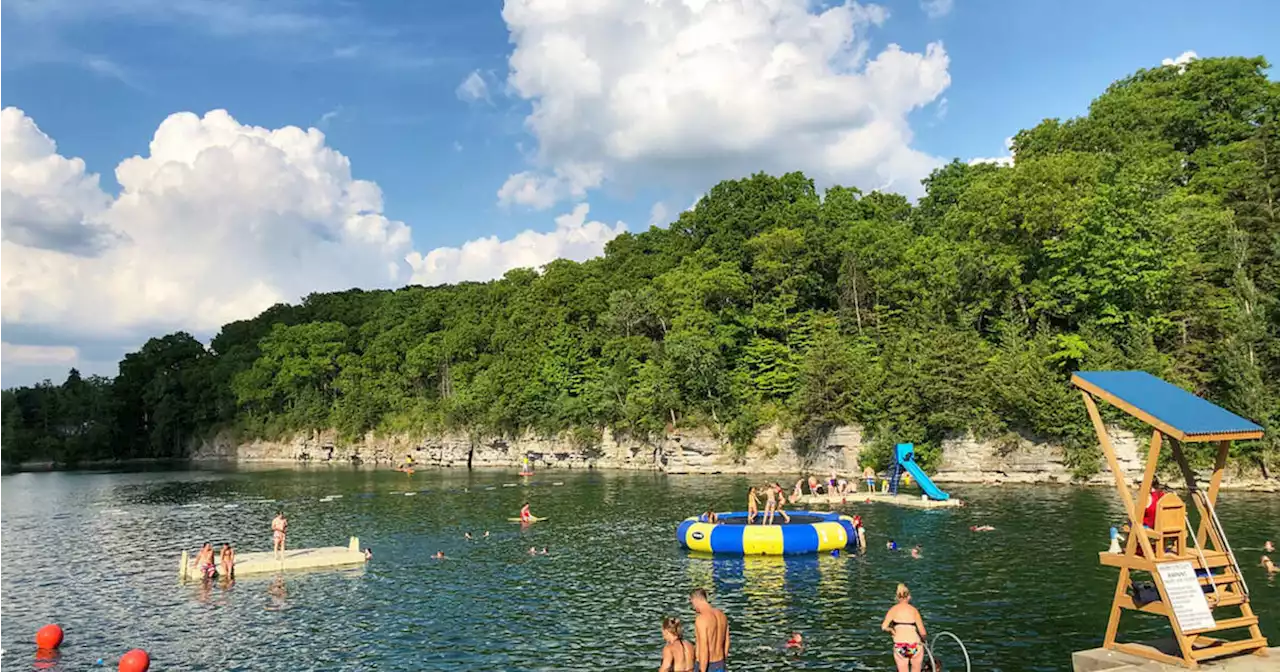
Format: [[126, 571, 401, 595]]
[[807, 476, 824, 496], [195, 542, 217, 579], [219, 543, 236, 579]]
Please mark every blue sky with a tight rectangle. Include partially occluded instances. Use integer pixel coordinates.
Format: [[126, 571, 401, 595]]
[[1, 0, 1278, 387]]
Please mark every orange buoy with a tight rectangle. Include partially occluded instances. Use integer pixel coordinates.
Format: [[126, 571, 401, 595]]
[[35, 624, 63, 650], [118, 648, 150, 672]]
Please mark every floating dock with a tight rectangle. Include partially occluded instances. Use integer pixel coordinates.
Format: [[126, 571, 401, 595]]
[[1073, 644, 1276, 671], [179, 537, 367, 580], [792, 492, 962, 509]]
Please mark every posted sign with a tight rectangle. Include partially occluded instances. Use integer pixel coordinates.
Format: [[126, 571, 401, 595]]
[[1156, 561, 1217, 633]]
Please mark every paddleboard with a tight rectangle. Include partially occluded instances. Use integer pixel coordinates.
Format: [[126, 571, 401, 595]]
[[508, 516, 549, 523]]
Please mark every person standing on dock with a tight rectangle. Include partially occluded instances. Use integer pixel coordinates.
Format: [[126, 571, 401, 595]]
[[881, 583, 927, 672], [272, 511, 288, 560], [863, 466, 876, 493], [691, 588, 729, 672]]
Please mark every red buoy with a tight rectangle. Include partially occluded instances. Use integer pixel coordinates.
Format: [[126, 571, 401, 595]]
[[35, 624, 63, 650], [118, 648, 150, 672]]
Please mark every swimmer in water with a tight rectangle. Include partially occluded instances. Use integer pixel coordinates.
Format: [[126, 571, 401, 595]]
[[529, 546, 539, 556], [541, 547, 549, 555], [887, 539, 898, 551], [271, 511, 288, 560], [483, 531, 490, 538], [658, 616, 696, 672], [910, 546, 922, 559], [433, 551, 446, 559], [1262, 556, 1277, 574], [785, 632, 804, 649], [465, 532, 473, 540], [364, 548, 373, 560], [970, 525, 995, 532], [1265, 540, 1275, 553], [747, 487, 760, 524]]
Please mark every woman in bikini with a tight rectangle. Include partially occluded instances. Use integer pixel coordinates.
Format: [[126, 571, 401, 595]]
[[763, 485, 779, 525], [272, 511, 288, 560], [769, 483, 791, 523], [658, 616, 695, 672], [881, 583, 927, 672], [747, 487, 760, 524], [219, 543, 236, 579]]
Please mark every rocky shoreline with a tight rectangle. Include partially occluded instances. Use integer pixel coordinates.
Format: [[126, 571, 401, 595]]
[[186, 424, 1279, 492]]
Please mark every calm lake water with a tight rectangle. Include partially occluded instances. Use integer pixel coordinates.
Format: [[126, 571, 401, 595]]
[[2, 467, 1277, 671]]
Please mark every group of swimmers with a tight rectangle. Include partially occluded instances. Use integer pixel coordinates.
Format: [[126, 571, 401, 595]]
[[194, 541, 236, 580], [658, 588, 730, 672]]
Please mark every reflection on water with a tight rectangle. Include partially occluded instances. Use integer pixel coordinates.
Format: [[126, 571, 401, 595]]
[[1, 468, 1277, 671]]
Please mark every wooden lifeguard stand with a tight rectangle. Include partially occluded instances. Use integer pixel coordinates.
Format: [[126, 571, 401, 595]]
[[1073, 371, 1269, 668]]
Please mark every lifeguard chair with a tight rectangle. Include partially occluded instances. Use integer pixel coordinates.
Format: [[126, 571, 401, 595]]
[[1073, 371, 1268, 668]]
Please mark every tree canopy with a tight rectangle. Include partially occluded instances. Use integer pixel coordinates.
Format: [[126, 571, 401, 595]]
[[5, 56, 1277, 475]]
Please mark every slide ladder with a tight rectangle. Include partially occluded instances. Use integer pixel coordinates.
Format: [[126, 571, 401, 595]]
[[896, 443, 949, 501]]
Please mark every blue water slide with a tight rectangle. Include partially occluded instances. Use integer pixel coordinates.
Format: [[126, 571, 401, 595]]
[[896, 443, 949, 501]]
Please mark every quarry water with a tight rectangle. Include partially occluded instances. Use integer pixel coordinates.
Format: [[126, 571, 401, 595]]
[[2, 467, 1278, 671]]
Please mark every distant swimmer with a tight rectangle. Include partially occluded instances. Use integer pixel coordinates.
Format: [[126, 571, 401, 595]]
[[219, 543, 236, 579], [364, 548, 373, 560], [541, 547, 548, 555], [910, 546, 922, 559], [433, 551, 446, 560], [970, 525, 995, 532], [747, 487, 760, 524], [1265, 541, 1275, 553], [659, 616, 696, 672], [529, 546, 539, 556], [853, 515, 867, 550], [195, 542, 216, 579], [887, 539, 898, 551], [1262, 556, 1277, 574], [465, 532, 473, 540], [483, 531, 490, 538], [691, 588, 729, 672], [271, 511, 288, 560], [882, 583, 927, 672], [785, 632, 803, 649]]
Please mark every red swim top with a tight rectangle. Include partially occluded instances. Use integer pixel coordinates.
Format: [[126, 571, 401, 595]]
[[1142, 490, 1165, 528]]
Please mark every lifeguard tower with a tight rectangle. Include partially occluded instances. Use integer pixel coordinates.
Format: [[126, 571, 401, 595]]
[[1072, 371, 1269, 668]]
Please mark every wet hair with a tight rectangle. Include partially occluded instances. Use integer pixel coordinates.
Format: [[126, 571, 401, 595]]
[[690, 588, 709, 602], [662, 616, 684, 639], [896, 583, 911, 601]]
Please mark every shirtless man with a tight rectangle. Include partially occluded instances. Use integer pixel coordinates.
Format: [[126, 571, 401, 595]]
[[691, 588, 729, 672], [271, 511, 288, 560], [195, 542, 216, 579], [863, 465, 876, 493]]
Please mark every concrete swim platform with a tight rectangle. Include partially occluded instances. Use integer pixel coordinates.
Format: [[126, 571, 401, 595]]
[[792, 492, 962, 509], [1073, 644, 1276, 671], [179, 537, 367, 580]]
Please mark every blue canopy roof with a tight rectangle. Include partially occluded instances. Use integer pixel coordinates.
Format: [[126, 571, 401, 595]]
[[1073, 370, 1263, 439]]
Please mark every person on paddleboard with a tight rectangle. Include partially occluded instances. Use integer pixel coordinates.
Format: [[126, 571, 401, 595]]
[[520, 502, 533, 524]]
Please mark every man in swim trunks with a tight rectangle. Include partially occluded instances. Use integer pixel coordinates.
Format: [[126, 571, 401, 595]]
[[272, 511, 288, 560], [863, 465, 876, 493], [195, 542, 216, 579], [691, 587, 729, 672]]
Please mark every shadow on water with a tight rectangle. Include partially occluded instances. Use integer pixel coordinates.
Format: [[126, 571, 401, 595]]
[[1, 468, 1277, 671]]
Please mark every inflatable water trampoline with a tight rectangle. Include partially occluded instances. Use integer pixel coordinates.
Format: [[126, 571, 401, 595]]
[[676, 511, 857, 555]]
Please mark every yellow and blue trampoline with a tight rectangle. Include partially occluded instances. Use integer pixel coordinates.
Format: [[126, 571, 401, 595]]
[[677, 511, 857, 556]]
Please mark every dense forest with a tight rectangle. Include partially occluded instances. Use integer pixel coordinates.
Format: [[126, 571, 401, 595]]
[[4, 57, 1277, 476]]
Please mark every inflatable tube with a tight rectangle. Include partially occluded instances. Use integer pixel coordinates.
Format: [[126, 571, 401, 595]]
[[676, 511, 856, 555]]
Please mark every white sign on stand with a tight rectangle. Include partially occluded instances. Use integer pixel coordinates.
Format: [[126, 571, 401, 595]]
[[1156, 561, 1217, 633]]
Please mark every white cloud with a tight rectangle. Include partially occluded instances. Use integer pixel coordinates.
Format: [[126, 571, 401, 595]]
[[920, 0, 954, 18], [1161, 50, 1197, 73], [0, 343, 80, 366], [648, 201, 669, 227], [1, 107, 637, 385], [456, 70, 491, 103], [968, 135, 1014, 167], [406, 203, 625, 285], [497, 163, 603, 210], [1, 107, 414, 342], [498, 0, 950, 207]]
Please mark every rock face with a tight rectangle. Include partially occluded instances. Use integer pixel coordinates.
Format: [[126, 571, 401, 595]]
[[191, 424, 1276, 490]]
